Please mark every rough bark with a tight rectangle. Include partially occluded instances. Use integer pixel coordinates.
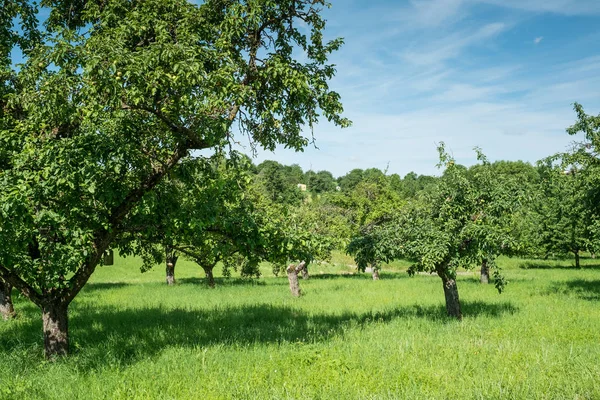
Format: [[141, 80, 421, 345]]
[[286, 261, 306, 297], [372, 267, 380, 281], [575, 250, 580, 268], [0, 279, 15, 320], [204, 267, 215, 288], [301, 263, 309, 280], [42, 302, 69, 359], [480, 259, 489, 284], [165, 247, 178, 286], [437, 268, 462, 320]]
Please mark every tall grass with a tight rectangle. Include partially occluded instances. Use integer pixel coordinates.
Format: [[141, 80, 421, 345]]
[[1, 253, 599, 399]]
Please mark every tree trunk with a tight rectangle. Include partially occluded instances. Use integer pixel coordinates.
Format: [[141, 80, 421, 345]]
[[42, 302, 69, 359], [0, 279, 15, 320], [438, 269, 462, 320], [480, 259, 489, 284], [301, 263, 309, 280], [165, 247, 178, 286], [204, 267, 215, 288], [286, 261, 306, 297], [575, 250, 580, 268], [103, 249, 114, 265], [372, 268, 380, 280]]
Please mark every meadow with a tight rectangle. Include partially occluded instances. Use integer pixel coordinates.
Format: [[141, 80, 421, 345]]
[[1, 253, 599, 399]]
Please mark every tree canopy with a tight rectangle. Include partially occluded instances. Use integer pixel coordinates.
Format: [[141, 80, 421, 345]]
[[0, 0, 348, 358]]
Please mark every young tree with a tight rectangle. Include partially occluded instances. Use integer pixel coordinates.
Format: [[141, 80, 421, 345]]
[[117, 154, 256, 286], [169, 155, 270, 287], [466, 155, 524, 284], [348, 144, 511, 319], [530, 162, 596, 267], [342, 178, 402, 279], [561, 103, 600, 258], [0, 0, 348, 358]]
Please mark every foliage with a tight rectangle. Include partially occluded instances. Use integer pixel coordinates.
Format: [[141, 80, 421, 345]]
[[0, 0, 348, 356], [307, 169, 337, 193], [348, 144, 518, 292], [337, 168, 364, 192], [117, 152, 266, 280], [255, 160, 305, 205], [527, 162, 598, 263], [520, 104, 600, 264], [397, 171, 438, 199], [336, 170, 403, 274], [266, 200, 340, 276]]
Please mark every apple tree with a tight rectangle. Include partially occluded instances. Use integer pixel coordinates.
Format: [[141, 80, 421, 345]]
[[0, 0, 349, 357], [348, 144, 514, 319]]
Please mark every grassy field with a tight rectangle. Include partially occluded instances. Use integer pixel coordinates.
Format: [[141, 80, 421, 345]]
[[1, 253, 599, 399]]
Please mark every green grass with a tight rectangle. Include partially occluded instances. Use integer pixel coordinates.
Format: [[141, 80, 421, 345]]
[[1, 253, 599, 399]]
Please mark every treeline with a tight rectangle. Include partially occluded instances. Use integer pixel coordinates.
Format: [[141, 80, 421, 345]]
[[252, 150, 599, 273], [252, 159, 437, 200]]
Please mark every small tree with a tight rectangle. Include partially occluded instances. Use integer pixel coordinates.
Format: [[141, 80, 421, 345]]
[[343, 177, 402, 279], [466, 152, 523, 285], [529, 162, 596, 267], [119, 154, 250, 284], [348, 144, 511, 319]]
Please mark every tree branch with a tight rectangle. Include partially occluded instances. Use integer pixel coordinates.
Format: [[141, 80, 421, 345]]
[[62, 143, 190, 304], [0, 265, 44, 306], [121, 103, 211, 150]]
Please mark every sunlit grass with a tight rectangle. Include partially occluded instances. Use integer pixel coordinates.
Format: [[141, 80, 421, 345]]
[[1, 253, 599, 399]]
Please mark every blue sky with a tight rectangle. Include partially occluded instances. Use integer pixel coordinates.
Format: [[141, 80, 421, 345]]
[[250, 0, 600, 177]]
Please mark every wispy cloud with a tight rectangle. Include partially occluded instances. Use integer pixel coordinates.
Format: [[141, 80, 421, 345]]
[[247, 0, 600, 177], [402, 0, 467, 28], [401, 22, 506, 66]]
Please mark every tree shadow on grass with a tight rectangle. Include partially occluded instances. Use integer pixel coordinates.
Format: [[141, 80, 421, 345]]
[[461, 301, 518, 316], [308, 272, 407, 281], [0, 300, 518, 369], [80, 282, 133, 293], [177, 277, 269, 287], [519, 261, 600, 270], [549, 279, 600, 301]]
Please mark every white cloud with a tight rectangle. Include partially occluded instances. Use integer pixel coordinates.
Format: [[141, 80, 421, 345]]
[[248, 101, 577, 177], [534, 36, 544, 44]]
